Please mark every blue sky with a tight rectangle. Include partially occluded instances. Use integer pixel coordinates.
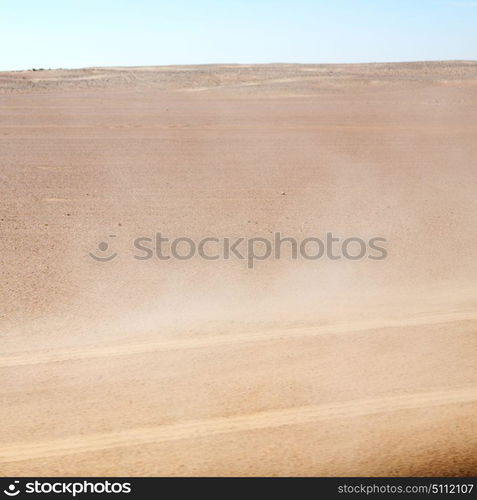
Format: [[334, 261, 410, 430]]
[[0, 0, 476, 70]]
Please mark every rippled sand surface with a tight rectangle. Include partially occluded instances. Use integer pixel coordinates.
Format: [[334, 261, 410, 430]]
[[1, 62, 477, 476]]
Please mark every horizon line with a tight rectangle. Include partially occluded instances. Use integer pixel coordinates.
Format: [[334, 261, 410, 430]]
[[2, 59, 477, 73]]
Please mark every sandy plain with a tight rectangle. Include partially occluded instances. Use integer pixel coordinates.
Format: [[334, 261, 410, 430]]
[[0, 62, 477, 476]]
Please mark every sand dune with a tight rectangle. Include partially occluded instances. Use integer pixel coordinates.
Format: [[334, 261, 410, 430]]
[[1, 62, 477, 476]]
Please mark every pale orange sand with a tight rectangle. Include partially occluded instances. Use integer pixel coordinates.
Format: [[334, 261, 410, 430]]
[[1, 62, 477, 476]]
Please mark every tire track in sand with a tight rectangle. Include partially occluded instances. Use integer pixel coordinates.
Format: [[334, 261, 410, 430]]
[[1, 386, 476, 462], [1, 310, 477, 368]]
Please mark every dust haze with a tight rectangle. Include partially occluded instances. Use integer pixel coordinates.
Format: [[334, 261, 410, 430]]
[[1, 62, 477, 476]]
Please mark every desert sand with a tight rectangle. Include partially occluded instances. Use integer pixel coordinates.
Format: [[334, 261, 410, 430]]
[[1, 62, 477, 476]]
